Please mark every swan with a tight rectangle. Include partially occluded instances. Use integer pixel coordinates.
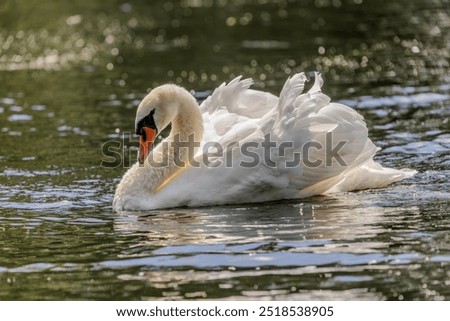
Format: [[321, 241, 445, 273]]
[[113, 72, 416, 211]]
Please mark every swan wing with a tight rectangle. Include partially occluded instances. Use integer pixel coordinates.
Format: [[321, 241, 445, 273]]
[[262, 72, 416, 196], [198, 72, 414, 198], [200, 76, 277, 118], [199, 76, 277, 156]]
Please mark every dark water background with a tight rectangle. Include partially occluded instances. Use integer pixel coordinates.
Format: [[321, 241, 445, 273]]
[[0, 0, 449, 300]]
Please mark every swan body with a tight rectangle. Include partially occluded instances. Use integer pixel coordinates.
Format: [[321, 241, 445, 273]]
[[113, 73, 416, 211]]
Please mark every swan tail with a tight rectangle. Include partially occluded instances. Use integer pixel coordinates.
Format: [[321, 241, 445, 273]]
[[294, 159, 417, 198], [324, 160, 417, 193]]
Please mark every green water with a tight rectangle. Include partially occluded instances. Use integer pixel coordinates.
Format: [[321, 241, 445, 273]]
[[0, 0, 449, 300]]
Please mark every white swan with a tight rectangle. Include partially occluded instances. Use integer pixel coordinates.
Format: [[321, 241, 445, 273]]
[[113, 72, 416, 211]]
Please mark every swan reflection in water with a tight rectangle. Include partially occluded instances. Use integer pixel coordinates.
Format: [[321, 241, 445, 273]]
[[112, 190, 420, 300], [113, 190, 420, 247]]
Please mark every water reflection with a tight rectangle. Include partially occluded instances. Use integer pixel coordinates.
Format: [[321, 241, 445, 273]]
[[113, 191, 422, 252], [110, 191, 447, 300]]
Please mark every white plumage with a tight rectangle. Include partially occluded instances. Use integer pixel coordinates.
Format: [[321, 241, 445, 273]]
[[113, 72, 416, 211]]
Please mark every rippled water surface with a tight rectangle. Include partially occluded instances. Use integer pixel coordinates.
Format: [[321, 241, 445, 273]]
[[1, 0, 449, 300]]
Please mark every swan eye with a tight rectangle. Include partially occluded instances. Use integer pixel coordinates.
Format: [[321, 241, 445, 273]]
[[140, 127, 147, 141], [136, 109, 158, 137]]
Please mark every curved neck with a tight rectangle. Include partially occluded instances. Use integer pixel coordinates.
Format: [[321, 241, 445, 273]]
[[145, 90, 204, 193], [170, 97, 204, 143]]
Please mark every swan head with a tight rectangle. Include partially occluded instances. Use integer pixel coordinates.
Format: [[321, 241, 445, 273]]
[[134, 84, 185, 164]]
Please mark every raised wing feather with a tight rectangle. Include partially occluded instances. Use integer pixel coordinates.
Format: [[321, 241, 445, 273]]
[[199, 76, 277, 150]]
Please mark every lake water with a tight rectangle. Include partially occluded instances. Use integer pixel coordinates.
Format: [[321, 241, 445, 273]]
[[0, 0, 449, 300]]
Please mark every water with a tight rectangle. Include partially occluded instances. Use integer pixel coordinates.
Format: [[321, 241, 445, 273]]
[[1, 0, 449, 300]]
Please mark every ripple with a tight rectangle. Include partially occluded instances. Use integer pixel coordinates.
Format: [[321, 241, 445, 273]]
[[430, 255, 450, 262], [7, 114, 32, 121], [0, 97, 15, 105], [8, 263, 55, 273], [0, 169, 71, 177], [384, 141, 449, 154], [0, 200, 74, 210], [95, 250, 424, 269], [334, 275, 373, 283], [31, 104, 46, 111], [339, 91, 450, 109]]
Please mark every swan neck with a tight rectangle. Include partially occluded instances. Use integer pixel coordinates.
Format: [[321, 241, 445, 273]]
[[170, 96, 203, 142], [148, 90, 203, 193]]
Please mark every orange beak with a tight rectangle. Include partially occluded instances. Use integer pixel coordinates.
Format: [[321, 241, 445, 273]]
[[138, 127, 157, 164]]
